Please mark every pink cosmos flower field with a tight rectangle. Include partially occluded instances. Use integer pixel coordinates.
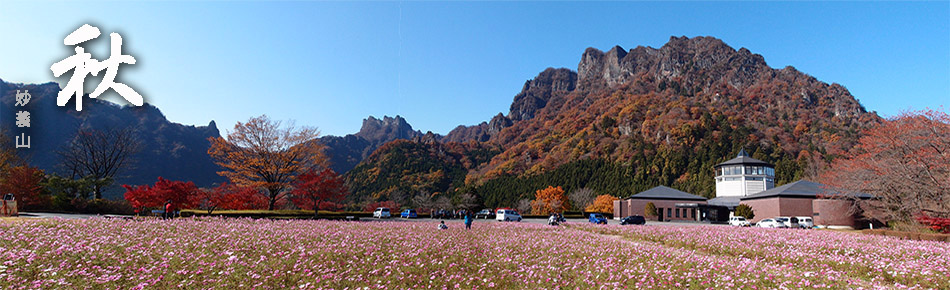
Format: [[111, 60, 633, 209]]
[[0, 218, 946, 289]]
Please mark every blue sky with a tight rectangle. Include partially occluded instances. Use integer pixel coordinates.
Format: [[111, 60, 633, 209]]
[[1, 1, 947, 137]]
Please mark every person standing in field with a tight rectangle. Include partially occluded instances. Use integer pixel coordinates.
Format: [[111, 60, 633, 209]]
[[464, 211, 473, 229], [164, 200, 173, 219]]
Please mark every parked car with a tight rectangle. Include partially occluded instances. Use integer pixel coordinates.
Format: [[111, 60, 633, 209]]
[[432, 209, 453, 219], [776, 217, 799, 228], [373, 207, 391, 219], [620, 215, 646, 225], [475, 209, 495, 219], [401, 209, 418, 219], [795, 216, 814, 229], [756, 218, 788, 228], [728, 216, 751, 227], [588, 213, 608, 224], [495, 209, 522, 222]]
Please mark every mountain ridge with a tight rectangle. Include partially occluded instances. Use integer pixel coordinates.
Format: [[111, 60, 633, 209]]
[[345, 35, 881, 209]]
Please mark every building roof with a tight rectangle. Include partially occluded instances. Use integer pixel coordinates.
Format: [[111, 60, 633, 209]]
[[739, 180, 873, 201], [627, 186, 707, 201], [715, 149, 773, 168], [707, 196, 741, 208]]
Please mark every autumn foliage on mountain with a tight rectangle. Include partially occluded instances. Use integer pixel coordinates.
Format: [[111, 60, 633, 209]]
[[344, 135, 499, 206], [345, 36, 882, 210]]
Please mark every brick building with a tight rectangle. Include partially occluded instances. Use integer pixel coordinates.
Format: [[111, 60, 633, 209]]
[[613, 186, 710, 222]]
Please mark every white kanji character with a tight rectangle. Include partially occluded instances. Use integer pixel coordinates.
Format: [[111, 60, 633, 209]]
[[15, 111, 30, 128], [15, 133, 30, 149], [50, 24, 143, 111], [15, 90, 31, 106]]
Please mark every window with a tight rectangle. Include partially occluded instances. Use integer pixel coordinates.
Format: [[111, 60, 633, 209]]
[[667, 208, 672, 218], [748, 177, 763, 181], [675, 209, 680, 218]]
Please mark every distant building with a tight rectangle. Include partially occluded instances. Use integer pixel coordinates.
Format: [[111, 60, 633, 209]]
[[613, 186, 727, 222], [708, 149, 774, 210], [611, 149, 870, 228], [740, 180, 872, 227]]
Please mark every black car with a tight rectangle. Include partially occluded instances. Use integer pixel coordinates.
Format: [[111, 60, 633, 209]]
[[475, 209, 495, 219], [432, 209, 454, 219], [620, 215, 646, 225]]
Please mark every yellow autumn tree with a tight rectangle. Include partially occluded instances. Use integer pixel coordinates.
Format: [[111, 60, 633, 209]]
[[530, 186, 570, 215], [208, 115, 326, 210], [585, 194, 619, 214]]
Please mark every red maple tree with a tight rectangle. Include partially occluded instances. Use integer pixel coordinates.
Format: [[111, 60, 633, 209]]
[[290, 168, 347, 216], [123, 177, 199, 212], [191, 183, 266, 214], [0, 166, 49, 210]]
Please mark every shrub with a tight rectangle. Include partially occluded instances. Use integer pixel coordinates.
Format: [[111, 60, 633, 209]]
[[735, 204, 755, 220], [645, 202, 657, 217]]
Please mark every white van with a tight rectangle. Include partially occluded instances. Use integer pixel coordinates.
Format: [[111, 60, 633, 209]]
[[496, 209, 522, 222], [373, 207, 391, 219], [728, 216, 750, 227], [795, 216, 814, 229]]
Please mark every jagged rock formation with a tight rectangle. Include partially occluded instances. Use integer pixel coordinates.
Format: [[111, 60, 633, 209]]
[[318, 115, 425, 174]]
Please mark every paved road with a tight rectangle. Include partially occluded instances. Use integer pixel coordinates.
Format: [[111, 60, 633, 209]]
[[370, 216, 727, 227]]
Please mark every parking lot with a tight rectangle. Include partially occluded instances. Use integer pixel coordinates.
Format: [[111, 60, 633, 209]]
[[369, 215, 727, 227]]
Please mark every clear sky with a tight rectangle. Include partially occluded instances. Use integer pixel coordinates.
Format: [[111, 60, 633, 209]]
[[1, 1, 947, 137]]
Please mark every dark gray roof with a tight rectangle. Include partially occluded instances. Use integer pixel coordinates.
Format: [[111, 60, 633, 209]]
[[627, 186, 707, 201], [707, 196, 741, 208], [715, 149, 773, 168], [740, 180, 872, 200]]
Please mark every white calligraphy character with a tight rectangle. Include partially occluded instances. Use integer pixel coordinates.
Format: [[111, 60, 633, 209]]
[[50, 24, 143, 111]]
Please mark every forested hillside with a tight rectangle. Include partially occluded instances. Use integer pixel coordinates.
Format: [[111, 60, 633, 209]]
[[345, 36, 882, 209]]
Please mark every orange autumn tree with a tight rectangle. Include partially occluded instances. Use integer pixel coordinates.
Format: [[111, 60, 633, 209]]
[[585, 194, 618, 214], [208, 115, 326, 210], [531, 186, 570, 215]]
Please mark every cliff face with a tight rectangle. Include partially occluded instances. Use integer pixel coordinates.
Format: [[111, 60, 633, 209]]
[[319, 115, 425, 174]]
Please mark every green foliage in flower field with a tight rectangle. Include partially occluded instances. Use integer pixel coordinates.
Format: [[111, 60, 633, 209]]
[[0, 218, 947, 289]]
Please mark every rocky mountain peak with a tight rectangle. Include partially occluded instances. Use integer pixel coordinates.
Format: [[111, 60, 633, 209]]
[[577, 35, 772, 91], [356, 115, 422, 143], [508, 68, 577, 121]]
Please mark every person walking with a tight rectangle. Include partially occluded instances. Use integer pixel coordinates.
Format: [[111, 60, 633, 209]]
[[464, 211, 473, 229]]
